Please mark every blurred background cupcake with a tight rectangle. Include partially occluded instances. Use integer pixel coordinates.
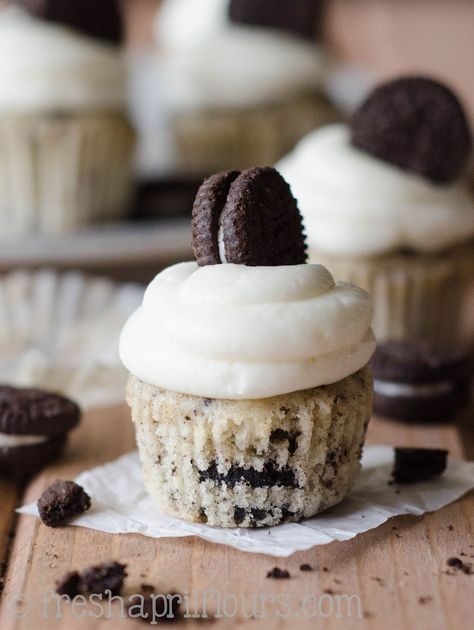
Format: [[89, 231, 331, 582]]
[[0, 0, 135, 236], [278, 76, 474, 343], [128, 0, 338, 217]]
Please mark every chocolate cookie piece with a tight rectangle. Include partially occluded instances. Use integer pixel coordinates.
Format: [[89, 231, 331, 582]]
[[192, 167, 307, 266], [229, 0, 325, 41], [371, 341, 470, 423], [351, 77, 472, 183], [192, 171, 240, 267], [392, 447, 448, 484], [38, 479, 91, 527], [16, 0, 123, 45], [0, 386, 80, 437]]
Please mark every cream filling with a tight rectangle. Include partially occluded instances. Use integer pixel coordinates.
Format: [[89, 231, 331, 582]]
[[0, 433, 49, 448], [374, 379, 453, 398]]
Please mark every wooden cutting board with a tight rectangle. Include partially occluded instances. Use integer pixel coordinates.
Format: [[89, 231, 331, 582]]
[[0, 403, 472, 629]]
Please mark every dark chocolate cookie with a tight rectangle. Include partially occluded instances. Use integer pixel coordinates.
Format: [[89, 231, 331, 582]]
[[229, 0, 325, 41], [192, 167, 307, 266], [351, 77, 472, 183], [371, 341, 470, 423], [392, 447, 448, 484], [38, 479, 91, 527], [0, 385, 81, 480], [0, 385, 80, 436], [0, 435, 66, 481], [16, 0, 123, 45]]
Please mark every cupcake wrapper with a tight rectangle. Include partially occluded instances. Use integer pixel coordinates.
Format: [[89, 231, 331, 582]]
[[312, 245, 474, 343], [126, 368, 372, 528], [171, 92, 339, 175], [0, 113, 135, 235]]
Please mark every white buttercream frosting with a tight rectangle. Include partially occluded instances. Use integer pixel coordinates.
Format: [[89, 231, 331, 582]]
[[0, 6, 126, 112], [120, 262, 375, 399], [0, 433, 48, 447], [277, 124, 474, 258], [154, 0, 324, 110]]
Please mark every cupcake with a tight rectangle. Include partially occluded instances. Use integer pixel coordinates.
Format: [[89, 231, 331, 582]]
[[120, 167, 375, 528], [134, 0, 337, 182], [277, 77, 474, 343], [0, 1, 135, 235]]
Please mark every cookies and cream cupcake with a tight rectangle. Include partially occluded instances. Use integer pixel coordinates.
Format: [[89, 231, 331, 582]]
[[120, 167, 375, 528], [137, 0, 337, 180], [0, 1, 135, 235], [278, 77, 474, 342]]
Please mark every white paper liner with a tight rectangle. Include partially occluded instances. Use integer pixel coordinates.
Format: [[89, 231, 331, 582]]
[[19, 445, 474, 557], [0, 269, 143, 408]]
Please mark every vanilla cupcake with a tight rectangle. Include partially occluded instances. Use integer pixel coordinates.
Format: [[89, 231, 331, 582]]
[[278, 77, 474, 343], [120, 167, 375, 528], [138, 0, 337, 180], [0, 1, 135, 235]]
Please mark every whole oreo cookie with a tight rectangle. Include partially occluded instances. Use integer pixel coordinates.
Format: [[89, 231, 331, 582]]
[[16, 0, 123, 45], [229, 0, 324, 40], [0, 385, 81, 480], [351, 77, 472, 183], [371, 341, 471, 423], [192, 167, 307, 266]]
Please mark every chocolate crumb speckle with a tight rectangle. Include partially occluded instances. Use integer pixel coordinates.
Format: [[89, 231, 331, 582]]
[[418, 596, 432, 605], [267, 567, 290, 579], [447, 557, 473, 575]]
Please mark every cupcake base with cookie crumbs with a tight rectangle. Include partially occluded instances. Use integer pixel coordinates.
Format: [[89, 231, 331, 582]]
[[120, 167, 375, 528], [127, 368, 371, 528]]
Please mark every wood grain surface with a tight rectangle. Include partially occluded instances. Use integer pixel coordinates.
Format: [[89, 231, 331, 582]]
[[0, 402, 472, 629]]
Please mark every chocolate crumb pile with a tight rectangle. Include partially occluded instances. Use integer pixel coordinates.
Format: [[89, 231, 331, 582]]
[[266, 567, 290, 579], [126, 584, 182, 624], [38, 480, 91, 527], [56, 561, 127, 597]]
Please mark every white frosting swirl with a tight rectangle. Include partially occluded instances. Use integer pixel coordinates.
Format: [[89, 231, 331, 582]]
[[277, 124, 474, 258], [120, 262, 375, 399], [0, 6, 126, 112], [154, 0, 324, 110]]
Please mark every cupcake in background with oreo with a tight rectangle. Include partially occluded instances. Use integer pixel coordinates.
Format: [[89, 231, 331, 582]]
[[134, 0, 337, 182], [277, 76, 474, 343], [0, 0, 135, 235], [120, 167, 375, 528]]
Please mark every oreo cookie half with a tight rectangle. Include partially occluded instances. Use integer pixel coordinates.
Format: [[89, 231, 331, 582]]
[[229, 0, 325, 41], [0, 385, 81, 480], [192, 167, 307, 266], [351, 77, 472, 183], [370, 341, 471, 423], [16, 0, 123, 45]]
